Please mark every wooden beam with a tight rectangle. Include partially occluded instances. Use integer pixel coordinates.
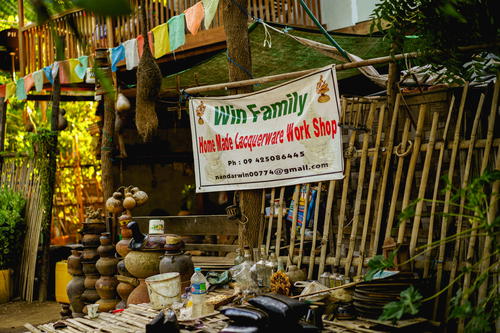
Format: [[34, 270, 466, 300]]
[[184, 244, 238, 252], [18, 0, 25, 76], [133, 215, 239, 236], [0, 99, 7, 173], [27, 94, 95, 101]]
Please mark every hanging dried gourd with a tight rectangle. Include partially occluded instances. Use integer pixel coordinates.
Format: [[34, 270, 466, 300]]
[[116, 93, 131, 112], [131, 186, 148, 206], [106, 189, 124, 214], [135, 0, 161, 141]]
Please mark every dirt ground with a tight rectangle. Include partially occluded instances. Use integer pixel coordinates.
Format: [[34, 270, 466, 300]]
[[0, 301, 61, 333]]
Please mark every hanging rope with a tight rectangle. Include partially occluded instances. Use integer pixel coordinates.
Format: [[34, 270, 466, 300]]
[[226, 50, 254, 79]]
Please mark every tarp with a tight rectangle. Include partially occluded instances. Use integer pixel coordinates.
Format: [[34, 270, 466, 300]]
[[161, 24, 391, 95]]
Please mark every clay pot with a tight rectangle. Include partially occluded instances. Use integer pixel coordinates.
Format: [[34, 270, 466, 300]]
[[82, 248, 99, 261], [81, 288, 99, 303], [124, 250, 162, 279], [121, 225, 133, 239], [84, 274, 99, 289], [127, 279, 149, 305], [66, 275, 85, 314], [159, 251, 194, 289], [96, 257, 118, 276], [117, 260, 132, 277], [82, 234, 100, 247], [97, 233, 115, 257], [82, 221, 106, 235], [116, 238, 131, 258], [96, 276, 118, 299], [97, 298, 120, 312], [117, 281, 135, 308], [67, 249, 83, 276], [82, 261, 98, 275]]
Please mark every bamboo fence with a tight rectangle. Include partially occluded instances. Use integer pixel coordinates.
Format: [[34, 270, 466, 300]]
[[0, 158, 43, 302], [258, 82, 499, 325]]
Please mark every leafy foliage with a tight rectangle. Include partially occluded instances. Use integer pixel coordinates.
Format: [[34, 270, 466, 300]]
[[0, 187, 26, 270], [365, 171, 499, 329], [371, 0, 500, 82], [379, 286, 423, 324], [364, 250, 397, 281]]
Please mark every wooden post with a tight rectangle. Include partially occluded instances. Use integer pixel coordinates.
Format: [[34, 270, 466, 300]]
[[38, 59, 61, 302], [0, 99, 7, 173], [18, 0, 25, 76], [222, 0, 260, 250]]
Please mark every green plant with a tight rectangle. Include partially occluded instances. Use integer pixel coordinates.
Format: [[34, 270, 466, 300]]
[[371, 0, 500, 82], [365, 170, 500, 330], [0, 187, 26, 270], [181, 184, 196, 211]]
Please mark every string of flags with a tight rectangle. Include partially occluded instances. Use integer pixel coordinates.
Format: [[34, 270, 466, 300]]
[[0, 0, 219, 101]]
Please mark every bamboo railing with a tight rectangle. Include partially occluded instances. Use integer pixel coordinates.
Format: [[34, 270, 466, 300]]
[[19, 0, 321, 75]]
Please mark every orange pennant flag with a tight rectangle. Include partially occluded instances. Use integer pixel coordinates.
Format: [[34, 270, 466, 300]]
[[137, 32, 155, 58], [24, 73, 34, 93], [184, 1, 204, 35]]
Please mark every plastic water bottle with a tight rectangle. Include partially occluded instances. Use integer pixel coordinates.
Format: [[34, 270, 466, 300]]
[[190, 267, 208, 318]]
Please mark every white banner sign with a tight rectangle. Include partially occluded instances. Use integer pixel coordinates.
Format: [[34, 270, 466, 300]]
[[189, 65, 344, 193]]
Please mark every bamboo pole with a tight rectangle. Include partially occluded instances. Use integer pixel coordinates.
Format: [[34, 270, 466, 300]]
[[297, 184, 311, 269], [397, 104, 427, 243], [318, 180, 336, 277], [183, 44, 495, 95], [257, 189, 267, 247], [265, 188, 276, 254], [423, 95, 455, 278], [357, 103, 386, 276], [453, 93, 485, 332], [477, 75, 500, 303], [408, 111, 439, 256], [370, 94, 401, 256], [385, 117, 411, 236], [433, 83, 469, 320], [477, 148, 500, 303], [344, 103, 375, 276], [287, 185, 301, 267], [307, 181, 322, 279], [334, 100, 360, 271], [274, 187, 285, 257]]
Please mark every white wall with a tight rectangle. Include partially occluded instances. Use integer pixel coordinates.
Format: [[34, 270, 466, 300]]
[[320, 0, 379, 31]]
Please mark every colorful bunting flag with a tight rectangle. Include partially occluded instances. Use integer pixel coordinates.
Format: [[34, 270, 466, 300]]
[[137, 32, 154, 58], [75, 56, 89, 79], [185, 1, 204, 35], [168, 14, 186, 51], [24, 74, 34, 93], [202, 0, 219, 30], [123, 39, 139, 70], [111, 45, 126, 72], [151, 23, 170, 59], [16, 78, 27, 100], [43, 65, 54, 84], [51, 61, 60, 80], [59, 59, 84, 84], [33, 70, 44, 92], [5, 82, 15, 100]]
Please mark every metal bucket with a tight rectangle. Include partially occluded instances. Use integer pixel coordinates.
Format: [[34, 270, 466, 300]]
[[145, 272, 181, 310]]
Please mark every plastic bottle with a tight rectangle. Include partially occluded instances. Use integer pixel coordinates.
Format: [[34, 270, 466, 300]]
[[234, 248, 244, 266], [190, 267, 208, 318]]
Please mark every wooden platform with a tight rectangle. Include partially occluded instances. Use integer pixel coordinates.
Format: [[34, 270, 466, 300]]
[[23, 301, 429, 333]]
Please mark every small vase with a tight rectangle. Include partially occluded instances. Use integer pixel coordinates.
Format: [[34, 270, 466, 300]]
[[95, 275, 118, 299]]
